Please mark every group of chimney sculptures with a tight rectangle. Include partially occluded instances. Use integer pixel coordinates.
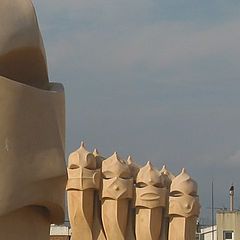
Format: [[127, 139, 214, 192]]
[[0, 0, 200, 239], [67, 143, 200, 240]]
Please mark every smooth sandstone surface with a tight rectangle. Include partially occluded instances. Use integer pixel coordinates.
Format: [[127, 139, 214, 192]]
[[135, 162, 167, 240], [0, 0, 66, 239], [0, 78, 66, 239], [0, 77, 66, 221], [67, 143, 100, 240], [101, 153, 133, 240], [0, 0, 49, 89], [168, 169, 200, 240], [0, 207, 50, 240]]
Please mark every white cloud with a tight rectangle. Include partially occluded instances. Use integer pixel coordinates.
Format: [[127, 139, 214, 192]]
[[32, 0, 240, 83], [43, 18, 240, 85]]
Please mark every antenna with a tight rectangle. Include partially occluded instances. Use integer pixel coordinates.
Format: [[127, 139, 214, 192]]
[[211, 180, 214, 240]]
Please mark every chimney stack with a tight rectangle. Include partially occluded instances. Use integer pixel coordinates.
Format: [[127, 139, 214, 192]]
[[229, 184, 234, 211]]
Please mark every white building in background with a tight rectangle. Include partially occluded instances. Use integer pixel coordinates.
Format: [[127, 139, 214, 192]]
[[197, 210, 240, 240], [216, 210, 240, 240], [197, 225, 217, 240]]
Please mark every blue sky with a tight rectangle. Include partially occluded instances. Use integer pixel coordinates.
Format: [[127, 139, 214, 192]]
[[33, 0, 240, 224]]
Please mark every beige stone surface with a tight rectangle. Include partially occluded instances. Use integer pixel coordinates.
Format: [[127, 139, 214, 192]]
[[0, 0, 49, 89], [135, 162, 167, 240], [67, 143, 101, 240], [0, 0, 66, 239], [101, 152, 133, 240], [160, 166, 175, 240], [0, 207, 50, 240], [67, 149, 200, 240], [168, 169, 200, 240], [127, 156, 140, 181], [92, 149, 107, 240]]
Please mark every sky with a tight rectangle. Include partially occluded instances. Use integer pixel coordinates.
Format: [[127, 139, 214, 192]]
[[33, 0, 240, 225]]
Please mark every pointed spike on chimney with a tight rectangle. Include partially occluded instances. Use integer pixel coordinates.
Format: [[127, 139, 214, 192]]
[[181, 168, 187, 174], [146, 161, 154, 169], [93, 148, 99, 155], [161, 165, 167, 173], [127, 155, 133, 164], [80, 141, 85, 148], [112, 152, 121, 161]]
